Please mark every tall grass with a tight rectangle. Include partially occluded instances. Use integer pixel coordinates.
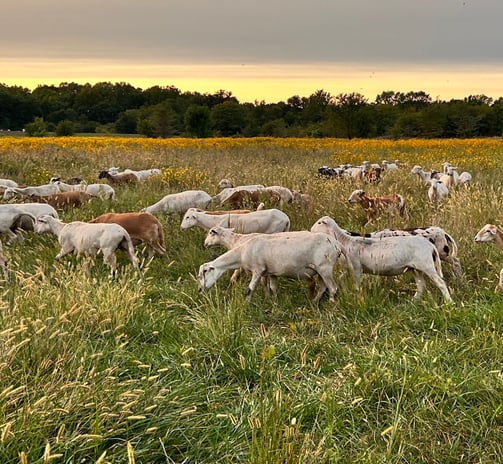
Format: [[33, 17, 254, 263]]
[[0, 137, 502, 463]]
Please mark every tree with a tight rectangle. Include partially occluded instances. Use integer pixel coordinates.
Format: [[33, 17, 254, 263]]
[[333, 92, 369, 139], [210, 101, 247, 136], [184, 105, 211, 137], [25, 117, 47, 136], [55, 120, 75, 136]]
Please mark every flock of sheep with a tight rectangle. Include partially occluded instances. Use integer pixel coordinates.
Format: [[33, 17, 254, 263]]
[[1, 160, 503, 302]]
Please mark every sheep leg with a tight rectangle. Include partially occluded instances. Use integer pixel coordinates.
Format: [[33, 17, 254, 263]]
[[245, 271, 263, 302], [5, 229, 21, 245], [425, 270, 453, 302], [318, 273, 338, 303], [102, 251, 117, 279], [55, 246, 74, 261], [267, 276, 278, 298], [412, 270, 427, 299], [495, 269, 503, 293]]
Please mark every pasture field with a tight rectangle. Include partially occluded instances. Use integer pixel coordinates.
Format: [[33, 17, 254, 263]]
[[0, 136, 502, 463]]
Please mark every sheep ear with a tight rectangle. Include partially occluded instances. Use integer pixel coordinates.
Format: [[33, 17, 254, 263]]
[[488, 225, 498, 235]]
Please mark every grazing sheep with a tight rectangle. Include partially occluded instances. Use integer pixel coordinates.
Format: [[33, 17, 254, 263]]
[[89, 212, 166, 256], [370, 226, 462, 276], [474, 224, 503, 292], [0, 205, 37, 244], [142, 190, 212, 215], [198, 231, 342, 304], [84, 184, 116, 200], [27, 191, 93, 209], [311, 216, 452, 302], [217, 179, 234, 189], [0, 179, 19, 188], [211, 185, 265, 206], [221, 188, 282, 209], [3, 184, 60, 201], [35, 215, 141, 279], [98, 171, 138, 186], [181, 208, 290, 233], [428, 178, 449, 203], [348, 189, 406, 226]]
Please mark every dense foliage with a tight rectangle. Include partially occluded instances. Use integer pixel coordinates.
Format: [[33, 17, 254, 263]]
[[0, 137, 502, 463], [1, 82, 503, 138]]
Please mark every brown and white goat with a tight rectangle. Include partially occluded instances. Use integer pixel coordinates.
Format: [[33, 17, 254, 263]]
[[221, 189, 281, 209], [89, 212, 166, 256], [348, 189, 406, 226]]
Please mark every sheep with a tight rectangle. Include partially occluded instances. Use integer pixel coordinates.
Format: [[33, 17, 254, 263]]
[[98, 170, 138, 186], [220, 188, 282, 209], [123, 168, 161, 180], [142, 190, 212, 215], [217, 178, 234, 189], [363, 166, 382, 184], [348, 189, 406, 226], [263, 186, 294, 204], [51, 179, 87, 192], [210, 185, 265, 205], [292, 190, 314, 210], [198, 231, 342, 304], [382, 160, 399, 171], [474, 224, 503, 292], [0, 205, 37, 244], [89, 212, 166, 256], [0, 179, 19, 188], [181, 208, 290, 234], [428, 178, 449, 203], [50, 176, 84, 186], [310, 216, 452, 302], [27, 191, 93, 209], [3, 184, 60, 201], [458, 171, 473, 186], [369, 226, 462, 276], [411, 165, 439, 185], [8, 203, 59, 234], [84, 184, 116, 200], [34, 215, 141, 279]]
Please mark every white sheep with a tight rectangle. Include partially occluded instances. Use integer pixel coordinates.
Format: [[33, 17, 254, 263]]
[[0, 179, 19, 188], [181, 208, 290, 233], [3, 184, 60, 201], [35, 215, 141, 278], [428, 178, 449, 203], [474, 224, 503, 292], [371, 226, 462, 276], [143, 190, 212, 215], [411, 165, 439, 185], [0, 205, 37, 244], [310, 216, 452, 302], [198, 231, 342, 304]]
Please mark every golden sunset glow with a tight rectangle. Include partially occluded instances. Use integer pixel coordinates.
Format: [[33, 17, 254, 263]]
[[3, 58, 503, 103]]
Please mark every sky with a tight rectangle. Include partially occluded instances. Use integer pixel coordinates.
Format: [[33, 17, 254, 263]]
[[2, 0, 503, 103]]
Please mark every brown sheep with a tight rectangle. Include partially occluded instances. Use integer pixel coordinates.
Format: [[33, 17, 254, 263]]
[[27, 191, 93, 209], [221, 189, 281, 209], [348, 189, 406, 226], [98, 171, 138, 186], [89, 212, 166, 256]]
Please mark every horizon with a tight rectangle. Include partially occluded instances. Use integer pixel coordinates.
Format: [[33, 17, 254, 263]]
[[3, 60, 503, 104]]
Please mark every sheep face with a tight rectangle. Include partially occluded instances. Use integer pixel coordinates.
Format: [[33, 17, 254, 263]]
[[348, 190, 365, 204], [474, 225, 498, 244], [198, 263, 218, 290]]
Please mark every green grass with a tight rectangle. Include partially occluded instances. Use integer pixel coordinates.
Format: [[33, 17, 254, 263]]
[[0, 139, 502, 463]]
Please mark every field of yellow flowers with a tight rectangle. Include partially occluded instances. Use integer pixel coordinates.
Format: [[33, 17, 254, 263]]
[[0, 136, 502, 463]]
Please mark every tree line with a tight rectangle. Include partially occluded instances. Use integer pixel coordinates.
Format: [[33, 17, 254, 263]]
[[1, 82, 503, 138]]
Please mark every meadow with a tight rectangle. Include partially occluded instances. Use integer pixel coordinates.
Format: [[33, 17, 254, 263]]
[[0, 136, 502, 463]]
